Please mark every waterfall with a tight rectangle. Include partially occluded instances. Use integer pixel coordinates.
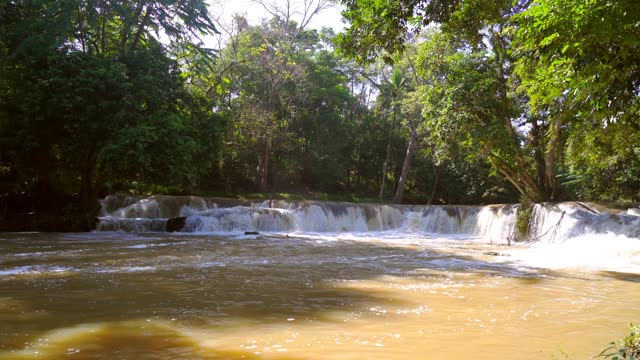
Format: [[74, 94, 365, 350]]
[[96, 195, 639, 245], [507, 202, 640, 270], [528, 202, 640, 243], [181, 207, 295, 233]]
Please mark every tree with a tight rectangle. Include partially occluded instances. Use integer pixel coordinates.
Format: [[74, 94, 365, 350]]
[[512, 0, 640, 201], [0, 0, 224, 210], [376, 67, 409, 199], [46, 52, 130, 209], [213, 0, 340, 193], [339, 0, 633, 201]]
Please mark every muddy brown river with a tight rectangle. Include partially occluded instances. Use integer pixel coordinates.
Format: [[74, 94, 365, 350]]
[[0, 231, 639, 359]]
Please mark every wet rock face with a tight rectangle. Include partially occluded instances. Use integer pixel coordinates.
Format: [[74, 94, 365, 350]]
[[166, 217, 186, 232]]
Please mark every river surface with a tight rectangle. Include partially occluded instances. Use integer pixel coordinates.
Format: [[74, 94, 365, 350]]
[[0, 231, 639, 359]]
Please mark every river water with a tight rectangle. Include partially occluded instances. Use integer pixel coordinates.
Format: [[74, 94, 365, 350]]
[[0, 197, 639, 359]]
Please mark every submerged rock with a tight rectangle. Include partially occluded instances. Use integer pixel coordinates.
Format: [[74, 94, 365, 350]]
[[166, 217, 186, 232]]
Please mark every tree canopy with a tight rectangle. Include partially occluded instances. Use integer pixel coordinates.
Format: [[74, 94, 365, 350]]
[[1, 0, 638, 218], [337, 0, 640, 202]]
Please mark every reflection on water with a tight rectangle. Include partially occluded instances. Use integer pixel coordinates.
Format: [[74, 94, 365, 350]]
[[0, 232, 639, 359]]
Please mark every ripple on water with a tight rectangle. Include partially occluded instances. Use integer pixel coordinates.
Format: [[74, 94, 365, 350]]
[[0, 265, 76, 277], [122, 241, 189, 249], [197, 262, 227, 268], [94, 266, 157, 274]]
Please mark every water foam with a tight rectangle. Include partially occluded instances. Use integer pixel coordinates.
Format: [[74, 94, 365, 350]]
[[507, 233, 640, 272], [95, 196, 640, 272]]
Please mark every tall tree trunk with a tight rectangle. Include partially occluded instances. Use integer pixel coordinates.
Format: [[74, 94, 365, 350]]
[[258, 116, 272, 193], [392, 127, 418, 204], [258, 137, 271, 193], [130, 7, 152, 50], [379, 106, 398, 199], [490, 27, 518, 139], [100, 0, 109, 54], [530, 120, 547, 194], [428, 144, 439, 205], [378, 146, 391, 199], [120, 0, 145, 49], [545, 115, 565, 200]]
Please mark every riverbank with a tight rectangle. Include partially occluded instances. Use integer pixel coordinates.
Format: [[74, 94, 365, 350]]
[[0, 212, 97, 232], [0, 191, 98, 232]]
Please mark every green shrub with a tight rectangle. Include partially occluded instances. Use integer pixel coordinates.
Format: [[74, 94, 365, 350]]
[[515, 197, 533, 241], [599, 323, 640, 359]]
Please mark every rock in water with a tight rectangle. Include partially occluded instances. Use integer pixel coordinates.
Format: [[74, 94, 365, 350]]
[[166, 217, 186, 232], [244, 231, 260, 235]]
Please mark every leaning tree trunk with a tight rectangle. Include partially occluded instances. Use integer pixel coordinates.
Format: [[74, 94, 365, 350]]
[[392, 127, 418, 204]]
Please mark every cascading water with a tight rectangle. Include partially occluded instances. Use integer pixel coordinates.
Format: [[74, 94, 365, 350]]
[[181, 207, 295, 233], [96, 195, 640, 256], [506, 202, 640, 271], [96, 195, 527, 244], [97, 195, 639, 245], [97, 195, 250, 232], [528, 202, 640, 243]]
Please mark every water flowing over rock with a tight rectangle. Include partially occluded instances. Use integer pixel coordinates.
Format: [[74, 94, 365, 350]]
[[99, 194, 250, 219], [94, 195, 638, 246], [528, 202, 640, 243]]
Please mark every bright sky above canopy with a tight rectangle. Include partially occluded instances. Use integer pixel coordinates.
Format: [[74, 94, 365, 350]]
[[210, 0, 346, 34]]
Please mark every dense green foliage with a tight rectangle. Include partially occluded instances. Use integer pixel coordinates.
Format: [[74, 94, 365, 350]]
[[339, 0, 640, 202], [197, 9, 516, 204], [0, 0, 224, 211], [1, 0, 638, 219], [599, 323, 640, 360]]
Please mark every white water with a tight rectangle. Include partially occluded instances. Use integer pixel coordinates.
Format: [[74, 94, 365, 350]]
[[507, 233, 640, 272], [507, 202, 640, 272], [98, 196, 520, 242], [528, 202, 640, 244], [96, 195, 640, 272]]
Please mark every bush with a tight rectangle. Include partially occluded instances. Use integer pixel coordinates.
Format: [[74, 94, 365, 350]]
[[515, 197, 533, 241], [598, 323, 640, 359]]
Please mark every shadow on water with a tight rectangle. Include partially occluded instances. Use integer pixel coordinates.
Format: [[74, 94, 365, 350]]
[[0, 232, 551, 358], [0, 320, 302, 360], [599, 270, 640, 283]]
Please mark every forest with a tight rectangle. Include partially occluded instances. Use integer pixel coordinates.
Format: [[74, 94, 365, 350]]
[[1, 0, 639, 227]]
